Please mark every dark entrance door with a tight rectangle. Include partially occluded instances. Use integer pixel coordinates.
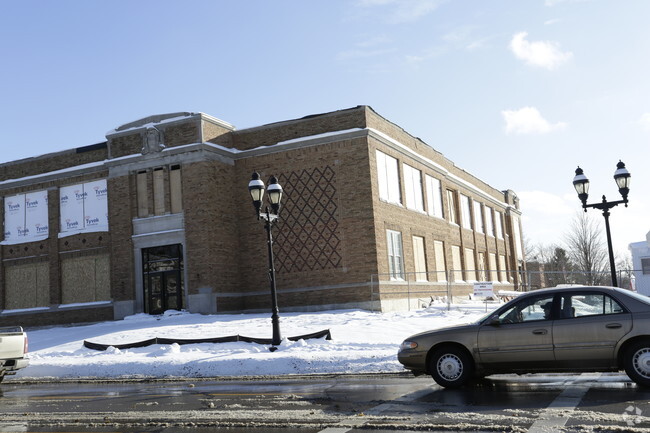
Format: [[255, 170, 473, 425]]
[[142, 244, 184, 315]]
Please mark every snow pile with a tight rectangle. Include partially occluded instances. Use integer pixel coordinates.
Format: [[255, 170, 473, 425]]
[[13, 303, 494, 381]]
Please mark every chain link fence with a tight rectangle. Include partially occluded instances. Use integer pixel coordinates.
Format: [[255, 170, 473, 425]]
[[523, 269, 639, 291], [370, 269, 649, 312], [370, 269, 520, 312]]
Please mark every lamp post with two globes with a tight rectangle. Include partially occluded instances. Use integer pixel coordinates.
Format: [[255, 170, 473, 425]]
[[572, 161, 631, 287], [248, 171, 284, 350]]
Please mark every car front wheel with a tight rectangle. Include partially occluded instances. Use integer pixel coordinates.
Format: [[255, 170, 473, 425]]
[[429, 346, 474, 388], [624, 341, 650, 387]]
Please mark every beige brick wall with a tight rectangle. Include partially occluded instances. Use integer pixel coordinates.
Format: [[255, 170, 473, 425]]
[[231, 107, 367, 151], [182, 160, 240, 297], [233, 135, 378, 310], [107, 176, 134, 302]]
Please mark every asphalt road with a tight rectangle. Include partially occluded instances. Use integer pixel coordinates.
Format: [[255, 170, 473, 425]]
[[1, 372, 649, 432]]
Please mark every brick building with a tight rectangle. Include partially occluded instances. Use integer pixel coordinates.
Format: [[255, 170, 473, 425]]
[[0, 106, 526, 326]]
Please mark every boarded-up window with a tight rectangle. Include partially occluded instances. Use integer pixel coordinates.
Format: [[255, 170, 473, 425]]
[[451, 245, 463, 282], [499, 254, 508, 282], [61, 254, 110, 304], [465, 248, 476, 282], [478, 252, 486, 281], [433, 241, 446, 282], [5, 262, 49, 309], [170, 165, 183, 214], [137, 171, 148, 217], [153, 167, 165, 216], [489, 253, 498, 282], [412, 236, 427, 281]]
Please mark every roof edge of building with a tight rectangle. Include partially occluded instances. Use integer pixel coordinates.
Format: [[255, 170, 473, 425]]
[[234, 105, 370, 133]]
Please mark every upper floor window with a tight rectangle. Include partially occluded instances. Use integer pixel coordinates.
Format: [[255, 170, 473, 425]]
[[403, 164, 424, 212], [376, 150, 401, 205], [425, 175, 444, 219], [485, 206, 494, 237], [512, 214, 523, 259], [137, 165, 183, 218], [495, 210, 504, 239], [447, 190, 458, 225], [60, 179, 109, 236], [3, 190, 49, 244], [473, 201, 484, 234], [460, 194, 472, 229]]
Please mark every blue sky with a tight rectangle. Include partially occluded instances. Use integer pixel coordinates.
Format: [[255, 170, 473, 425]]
[[1, 0, 649, 258]]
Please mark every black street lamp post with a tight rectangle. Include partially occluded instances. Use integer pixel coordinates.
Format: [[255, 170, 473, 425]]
[[572, 161, 631, 287], [248, 172, 284, 351]]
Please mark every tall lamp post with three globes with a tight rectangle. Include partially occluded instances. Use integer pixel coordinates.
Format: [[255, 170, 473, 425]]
[[572, 161, 631, 287]]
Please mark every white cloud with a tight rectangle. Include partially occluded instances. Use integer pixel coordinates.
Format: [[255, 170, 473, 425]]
[[502, 107, 568, 134], [639, 113, 650, 131], [509, 32, 573, 70]]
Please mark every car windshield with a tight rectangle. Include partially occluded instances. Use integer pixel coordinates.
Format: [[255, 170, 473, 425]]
[[475, 301, 517, 324], [615, 288, 650, 305], [475, 309, 496, 324]]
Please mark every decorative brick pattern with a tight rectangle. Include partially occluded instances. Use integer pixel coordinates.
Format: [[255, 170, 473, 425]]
[[275, 166, 342, 273]]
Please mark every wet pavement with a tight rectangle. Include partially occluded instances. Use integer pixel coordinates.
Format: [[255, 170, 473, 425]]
[[0, 372, 649, 432]]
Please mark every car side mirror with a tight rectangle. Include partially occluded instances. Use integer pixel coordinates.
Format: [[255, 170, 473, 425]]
[[488, 315, 501, 326]]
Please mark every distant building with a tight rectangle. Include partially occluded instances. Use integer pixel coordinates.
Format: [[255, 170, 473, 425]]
[[0, 106, 525, 326], [630, 231, 650, 295]]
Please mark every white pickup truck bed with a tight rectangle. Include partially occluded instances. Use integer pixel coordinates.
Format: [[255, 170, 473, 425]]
[[0, 326, 29, 382]]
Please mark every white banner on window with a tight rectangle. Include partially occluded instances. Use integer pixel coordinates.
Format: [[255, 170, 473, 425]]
[[25, 190, 49, 240], [60, 184, 84, 232], [59, 179, 109, 237], [3, 191, 49, 244], [4, 194, 24, 243], [83, 179, 109, 231]]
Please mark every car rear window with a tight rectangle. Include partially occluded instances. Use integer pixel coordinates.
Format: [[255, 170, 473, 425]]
[[614, 288, 650, 306]]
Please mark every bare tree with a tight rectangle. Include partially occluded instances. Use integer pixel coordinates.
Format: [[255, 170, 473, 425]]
[[563, 211, 608, 285], [524, 241, 568, 289]]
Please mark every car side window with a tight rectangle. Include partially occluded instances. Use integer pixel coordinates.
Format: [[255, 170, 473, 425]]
[[498, 295, 555, 324], [563, 293, 625, 318]]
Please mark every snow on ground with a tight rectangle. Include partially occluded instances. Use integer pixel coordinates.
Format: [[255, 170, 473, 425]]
[[12, 301, 497, 381]]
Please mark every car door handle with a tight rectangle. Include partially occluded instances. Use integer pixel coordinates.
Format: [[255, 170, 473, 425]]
[[606, 323, 622, 329], [532, 329, 548, 335]]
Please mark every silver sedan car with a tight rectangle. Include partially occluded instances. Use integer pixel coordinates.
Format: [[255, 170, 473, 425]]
[[398, 286, 650, 388]]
